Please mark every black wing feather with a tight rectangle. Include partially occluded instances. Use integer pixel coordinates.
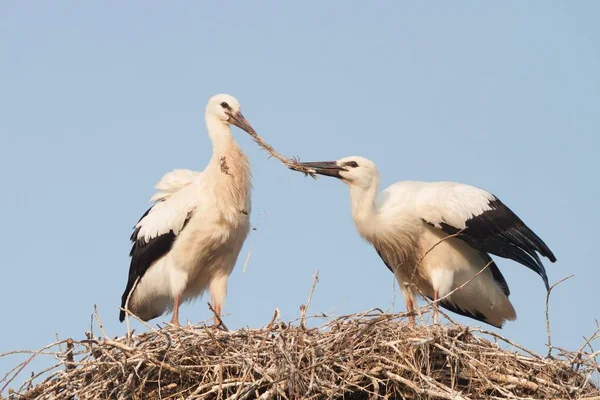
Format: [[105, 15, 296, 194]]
[[426, 198, 556, 291], [375, 248, 394, 273], [119, 206, 192, 322], [479, 251, 510, 296]]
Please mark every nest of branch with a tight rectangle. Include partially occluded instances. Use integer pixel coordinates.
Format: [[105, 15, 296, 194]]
[[4, 310, 600, 400]]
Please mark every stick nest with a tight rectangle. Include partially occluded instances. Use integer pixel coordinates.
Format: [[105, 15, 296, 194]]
[[3, 310, 599, 400]]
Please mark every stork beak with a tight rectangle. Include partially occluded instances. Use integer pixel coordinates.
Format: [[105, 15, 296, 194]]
[[297, 161, 346, 179], [228, 111, 257, 136]]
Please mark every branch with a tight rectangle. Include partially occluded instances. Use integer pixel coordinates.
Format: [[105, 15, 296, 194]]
[[208, 302, 229, 332], [300, 271, 320, 329], [545, 274, 574, 358]]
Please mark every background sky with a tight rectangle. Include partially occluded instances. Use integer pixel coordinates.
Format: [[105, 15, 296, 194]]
[[1, 1, 599, 392]]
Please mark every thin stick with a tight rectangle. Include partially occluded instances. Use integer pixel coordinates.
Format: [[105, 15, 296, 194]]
[[119, 306, 158, 333], [65, 339, 75, 371], [123, 276, 140, 340], [265, 308, 280, 331], [545, 274, 574, 358], [242, 250, 252, 273], [0, 340, 64, 394], [94, 305, 109, 340], [305, 271, 319, 314], [571, 327, 600, 367], [208, 302, 229, 332], [300, 271, 320, 329]]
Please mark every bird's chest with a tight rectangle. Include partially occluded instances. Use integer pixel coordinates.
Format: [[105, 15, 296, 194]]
[[211, 175, 251, 228], [366, 217, 422, 278], [213, 150, 252, 222], [171, 197, 250, 274], [212, 162, 252, 228]]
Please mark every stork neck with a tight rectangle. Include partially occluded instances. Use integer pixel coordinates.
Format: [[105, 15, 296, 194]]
[[348, 180, 379, 233], [206, 116, 236, 156]]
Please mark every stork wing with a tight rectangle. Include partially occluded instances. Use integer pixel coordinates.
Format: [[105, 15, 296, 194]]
[[119, 170, 202, 321], [150, 169, 203, 202], [415, 182, 556, 290]]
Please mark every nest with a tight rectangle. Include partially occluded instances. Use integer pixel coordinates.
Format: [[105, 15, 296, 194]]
[[2, 308, 599, 400]]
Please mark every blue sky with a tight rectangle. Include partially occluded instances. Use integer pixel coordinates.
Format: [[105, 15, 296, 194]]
[[1, 2, 599, 391]]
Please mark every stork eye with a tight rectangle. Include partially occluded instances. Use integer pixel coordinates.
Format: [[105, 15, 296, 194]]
[[345, 161, 359, 168], [220, 102, 230, 110]]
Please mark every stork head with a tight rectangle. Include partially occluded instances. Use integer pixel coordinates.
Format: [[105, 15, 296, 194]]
[[206, 94, 257, 136], [298, 156, 379, 189]]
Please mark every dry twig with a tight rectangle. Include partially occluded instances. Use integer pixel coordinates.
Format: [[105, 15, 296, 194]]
[[243, 130, 317, 178], [545, 274, 574, 358]]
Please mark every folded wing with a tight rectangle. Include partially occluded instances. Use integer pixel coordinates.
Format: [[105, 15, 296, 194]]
[[119, 170, 201, 321], [417, 182, 556, 290]]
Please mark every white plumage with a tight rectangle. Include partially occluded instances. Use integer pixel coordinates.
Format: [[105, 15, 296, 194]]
[[120, 94, 258, 326], [150, 169, 202, 203], [298, 156, 556, 328]]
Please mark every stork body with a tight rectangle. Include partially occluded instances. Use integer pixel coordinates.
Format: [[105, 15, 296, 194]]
[[120, 94, 257, 326], [298, 157, 556, 328]]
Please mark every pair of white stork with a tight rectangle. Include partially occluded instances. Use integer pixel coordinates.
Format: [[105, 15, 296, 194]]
[[120, 94, 556, 328]]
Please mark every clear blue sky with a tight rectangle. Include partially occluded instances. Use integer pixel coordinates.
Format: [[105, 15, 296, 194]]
[[1, 2, 599, 390]]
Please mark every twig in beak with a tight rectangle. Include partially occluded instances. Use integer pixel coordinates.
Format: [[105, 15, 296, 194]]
[[244, 131, 317, 178]]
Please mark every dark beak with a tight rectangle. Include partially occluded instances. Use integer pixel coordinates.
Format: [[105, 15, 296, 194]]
[[297, 161, 346, 179], [228, 111, 257, 136]]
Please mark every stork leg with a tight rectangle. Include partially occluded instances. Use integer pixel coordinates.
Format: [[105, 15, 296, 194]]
[[212, 304, 222, 327], [433, 290, 439, 325], [208, 274, 227, 329], [406, 298, 415, 324], [170, 295, 181, 327]]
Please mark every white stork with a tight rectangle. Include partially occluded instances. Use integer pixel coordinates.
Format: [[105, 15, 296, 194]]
[[296, 156, 556, 328], [120, 94, 257, 327]]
